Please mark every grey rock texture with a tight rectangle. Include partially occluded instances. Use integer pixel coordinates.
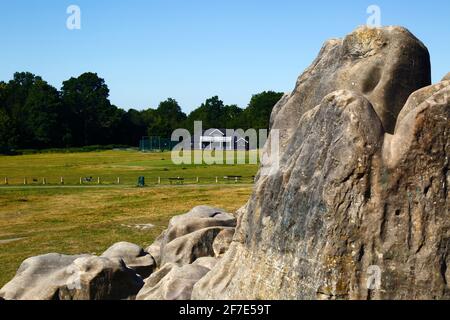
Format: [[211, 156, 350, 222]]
[[163, 205, 236, 244], [442, 72, 450, 81], [135, 206, 236, 299], [213, 228, 235, 257], [136, 263, 212, 300], [158, 206, 235, 266], [101, 242, 155, 278], [192, 257, 219, 270], [192, 27, 449, 300], [268, 26, 430, 160], [0, 254, 143, 300], [145, 231, 165, 267], [161, 227, 233, 266]]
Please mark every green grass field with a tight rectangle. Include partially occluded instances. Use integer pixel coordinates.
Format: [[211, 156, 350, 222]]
[[0, 150, 258, 287], [0, 150, 259, 185]]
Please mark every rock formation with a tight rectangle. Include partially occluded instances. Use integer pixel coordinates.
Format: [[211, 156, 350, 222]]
[[0, 206, 235, 300], [0, 253, 143, 300], [136, 206, 235, 300], [1, 26, 448, 300], [101, 242, 155, 278], [192, 26, 449, 300]]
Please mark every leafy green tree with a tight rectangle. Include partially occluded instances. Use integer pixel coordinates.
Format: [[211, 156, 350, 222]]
[[221, 104, 243, 128], [61, 72, 116, 146], [115, 108, 147, 146], [242, 91, 284, 130], [22, 79, 62, 147], [0, 108, 16, 150], [186, 96, 225, 132], [148, 98, 186, 137], [1, 72, 51, 149]]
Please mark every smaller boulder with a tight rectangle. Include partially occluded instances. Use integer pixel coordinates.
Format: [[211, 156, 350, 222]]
[[0, 253, 144, 300], [164, 206, 236, 244], [58, 256, 143, 300], [136, 263, 211, 300], [102, 242, 155, 278], [0, 253, 87, 300], [161, 227, 231, 266]]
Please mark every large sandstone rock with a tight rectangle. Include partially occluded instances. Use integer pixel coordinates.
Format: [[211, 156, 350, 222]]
[[0, 253, 143, 300], [102, 242, 155, 278], [136, 263, 211, 300], [268, 25, 430, 159], [192, 27, 449, 300]]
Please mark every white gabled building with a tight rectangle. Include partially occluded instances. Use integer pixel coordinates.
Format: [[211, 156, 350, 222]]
[[197, 128, 249, 150]]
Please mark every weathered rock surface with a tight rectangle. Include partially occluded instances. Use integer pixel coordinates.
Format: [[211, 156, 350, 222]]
[[192, 27, 449, 300], [136, 263, 211, 300], [192, 257, 219, 270], [268, 25, 430, 159], [397, 80, 450, 126], [158, 206, 235, 266], [145, 232, 165, 267], [161, 227, 234, 266], [163, 206, 236, 244], [443, 72, 450, 82], [133, 206, 235, 299], [213, 228, 235, 257], [0, 253, 143, 300], [102, 242, 155, 278], [1, 206, 234, 300]]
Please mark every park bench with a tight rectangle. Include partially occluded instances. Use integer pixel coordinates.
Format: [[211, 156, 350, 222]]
[[169, 177, 184, 185]]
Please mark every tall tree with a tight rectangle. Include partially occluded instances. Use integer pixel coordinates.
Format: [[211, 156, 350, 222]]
[[22, 79, 62, 147], [0, 108, 15, 150], [148, 98, 186, 137], [61, 72, 116, 146], [242, 91, 284, 130], [221, 104, 243, 128], [186, 96, 225, 131]]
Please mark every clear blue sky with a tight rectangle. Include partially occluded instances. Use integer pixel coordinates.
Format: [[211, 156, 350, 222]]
[[0, 0, 449, 113]]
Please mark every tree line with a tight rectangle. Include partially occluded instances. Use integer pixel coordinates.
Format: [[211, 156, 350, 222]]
[[0, 72, 284, 150]]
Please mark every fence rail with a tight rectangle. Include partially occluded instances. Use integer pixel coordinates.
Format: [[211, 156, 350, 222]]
[[0, 175, 257, 187]]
